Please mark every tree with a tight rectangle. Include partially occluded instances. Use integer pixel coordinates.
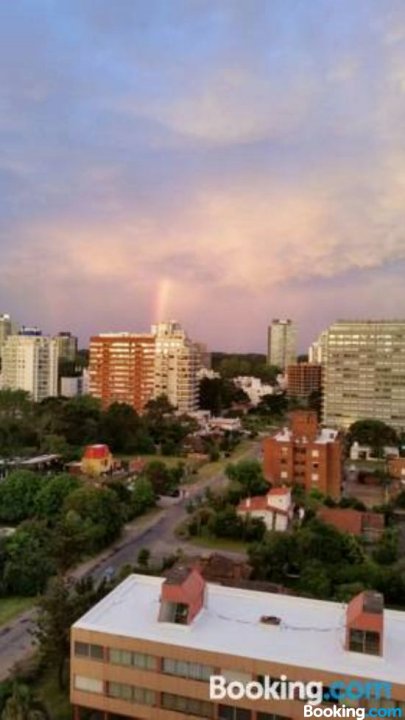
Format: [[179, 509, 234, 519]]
[[199, 378, 249, 415], [347, 420, 398, 456], [373, 528, 399, 565], [225, 459, 268, 498], [60, 395, 102, 446], [137, 548, 151, 568], [63, 486, 124, 551], [132, 478, 155, 517], [143, 461, 171, 495], [256, 393, 288, 417], [100, 402, 141, 453], [0, 471, 45, 524], [298, 560, 331, 598], [34, 473, 81, 522], [34, 576, 76, 689], [1, 683, 48, 720], [3, 521, 55, 596]]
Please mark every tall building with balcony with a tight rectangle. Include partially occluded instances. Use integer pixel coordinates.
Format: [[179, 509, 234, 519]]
[[88, 334, 156, 412], [2, 334, 59, 401], [70, 568, 405, 720], [152, 322, 200, 413], [322, 320, 405, 431], [263, 410, 342, 499], [267, 319, 297, 370]]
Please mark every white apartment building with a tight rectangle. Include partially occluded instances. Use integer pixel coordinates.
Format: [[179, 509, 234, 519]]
[[2, 334, 59, 401], [267, 319, 297, 369], [152, 321, 200, 413], [322, 320, 405, 431]]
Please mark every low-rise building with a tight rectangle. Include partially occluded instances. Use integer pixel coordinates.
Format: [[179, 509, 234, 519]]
[[263, 410, 342, 499], [233, 376, 276, 406], [71, 571, 405, 720], [286, 363, 322, 399], [81, 444, 113, 477], [317, 507, 385, 542], [237, 487, 293, 531], [350, 442, 399, 461]]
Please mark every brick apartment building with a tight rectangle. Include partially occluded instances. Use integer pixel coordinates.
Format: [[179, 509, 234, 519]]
[[263, 410, 342, 499], [88, 334, 156, 412], [286, 363, 322, 398], [70, 568, 405, 720]]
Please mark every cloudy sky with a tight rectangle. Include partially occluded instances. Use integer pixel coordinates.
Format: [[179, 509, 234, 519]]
[[1, 0, 405, 352]]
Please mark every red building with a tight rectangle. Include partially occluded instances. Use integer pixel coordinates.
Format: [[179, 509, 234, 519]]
[[263, 410, 342, 499], [89, 333, 156, 412], [287, 362, 322, 398]]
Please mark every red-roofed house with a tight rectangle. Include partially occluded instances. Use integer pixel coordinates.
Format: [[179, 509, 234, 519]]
[[81, 444, 113, 477], [237, 487, 293, 531], [317, 507, 385, 541]]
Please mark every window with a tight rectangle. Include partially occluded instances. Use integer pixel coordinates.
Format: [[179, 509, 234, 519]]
[[109, 649, 156, 670], [163, 658, 214, 681], [74, 676, 103, 694], [74, 642, 103, 660], [218, 706, 251, 720], [349, 629, 380, 655], [162, 693, 214, 717], [257, 714, 290, 720], [107, 682, 155, 706]]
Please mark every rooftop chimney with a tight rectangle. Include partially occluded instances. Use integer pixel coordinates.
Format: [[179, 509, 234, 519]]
[[158, 566, 206, 625], [346, 591, 384, 656]]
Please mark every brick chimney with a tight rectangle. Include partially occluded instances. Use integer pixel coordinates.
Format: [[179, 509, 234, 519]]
[[346, 591, 384, 656], [159, 566, 206, 625]]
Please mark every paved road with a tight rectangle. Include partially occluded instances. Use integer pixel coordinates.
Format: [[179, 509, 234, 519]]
[[0, 441, 260, 680]]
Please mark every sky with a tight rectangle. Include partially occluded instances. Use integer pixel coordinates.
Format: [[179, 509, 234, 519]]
[[1, 0, 405, 353]]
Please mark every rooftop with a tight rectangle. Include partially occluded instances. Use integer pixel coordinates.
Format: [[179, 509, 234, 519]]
[[73, 574, 405, 683], [274, 427, 339, 444]]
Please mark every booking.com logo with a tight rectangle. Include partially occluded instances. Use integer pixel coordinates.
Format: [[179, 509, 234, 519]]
[[210, 675, 402, 718]]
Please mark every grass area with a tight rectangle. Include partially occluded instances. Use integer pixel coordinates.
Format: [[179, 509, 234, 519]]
[[0, 596, 36, 627], [34, 670, 71, 720], [188, 535, 248, 553]]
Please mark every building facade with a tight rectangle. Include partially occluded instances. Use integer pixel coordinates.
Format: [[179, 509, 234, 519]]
[[71, 569, 405, 720], [54, 331, 78, 362], [322, 320, 405, 431], [152, 322, 200, 413], [88, 334, 156, 412], [0, 314, 15, 358], [286, 363, 322, 398], [263, 410, 342, 499], [2, 334, 59, 401], [267, 319, 297, 370]]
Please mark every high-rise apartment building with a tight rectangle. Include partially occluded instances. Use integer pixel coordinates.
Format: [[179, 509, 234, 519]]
[[54, 331, 78, 362], [89, 334, 156, 412], [263, 410, 342, 499], [2, 334, 59, 401], [267, 319, 297, 369], [89, 323, 200, 414], [70, 569, 405, 720], [287, 363, 322, 398], [0, 314, 16, 370], [308, 330, 327, 364], [152, 322, 200, 413], [322, 320, 405, 431]]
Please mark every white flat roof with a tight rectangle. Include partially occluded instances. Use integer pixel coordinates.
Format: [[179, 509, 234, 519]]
[[73, 574, 405, 684]]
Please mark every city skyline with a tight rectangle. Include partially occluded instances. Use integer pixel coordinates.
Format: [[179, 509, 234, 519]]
[[1, 1, 405, 351]]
